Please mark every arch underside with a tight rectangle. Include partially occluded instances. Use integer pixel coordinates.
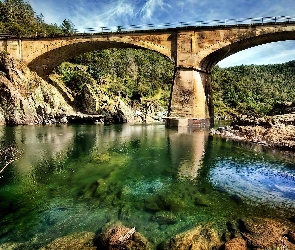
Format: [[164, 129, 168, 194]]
[[201, 30, 295, 72], [27, 40, 170, 77]]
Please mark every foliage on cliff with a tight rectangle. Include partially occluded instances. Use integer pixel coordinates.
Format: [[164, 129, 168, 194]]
[[55, 48, 174, 111], [211, 61, 295, 118], [0, 0, 74, 37], [0, 54, 75, 125]]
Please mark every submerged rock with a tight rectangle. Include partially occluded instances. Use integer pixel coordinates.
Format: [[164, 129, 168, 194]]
[[224, 237, 246, 250], [151, 211, 178, 225], [159, 224, 223, 250], [97, 223, 152, 250], [40, 232, 96, 250]]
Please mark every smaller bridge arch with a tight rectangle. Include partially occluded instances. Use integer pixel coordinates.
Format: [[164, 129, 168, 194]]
[[200, 29, 295, 72]]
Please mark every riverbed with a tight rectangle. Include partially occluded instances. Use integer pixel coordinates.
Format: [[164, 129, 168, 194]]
[[0, 124, 294, 248]]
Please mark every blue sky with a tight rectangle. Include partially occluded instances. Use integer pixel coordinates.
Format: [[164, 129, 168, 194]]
[[24, 0, 295, 67]]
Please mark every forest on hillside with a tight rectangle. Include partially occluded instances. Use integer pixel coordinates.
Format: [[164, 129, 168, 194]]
[[211, 61, 295, 118], [56, 49, 295, 119], [54, 49, 174, 113], [0, 0, 75, 37]]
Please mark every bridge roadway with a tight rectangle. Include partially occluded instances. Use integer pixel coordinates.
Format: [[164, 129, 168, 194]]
[[1, 18, 295, 126]]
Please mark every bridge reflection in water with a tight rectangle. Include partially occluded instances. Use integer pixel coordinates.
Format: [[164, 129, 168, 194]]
[[169, 127, 207, 180]]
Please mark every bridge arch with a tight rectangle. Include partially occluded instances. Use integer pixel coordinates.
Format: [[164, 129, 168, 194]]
[[200, 30, 295, 72], [27, 39, 172, 78]]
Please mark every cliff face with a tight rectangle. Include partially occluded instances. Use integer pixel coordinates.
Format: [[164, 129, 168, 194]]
[[0, 55, 76, 125], [0, 55, 166, 125]]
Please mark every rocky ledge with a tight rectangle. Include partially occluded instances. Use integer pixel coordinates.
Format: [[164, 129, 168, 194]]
[[2, 217, 295, 249], [211, 113, 295, 151]]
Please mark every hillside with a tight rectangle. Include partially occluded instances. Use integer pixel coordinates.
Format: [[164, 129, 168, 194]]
[[212, 61, 295, 119]]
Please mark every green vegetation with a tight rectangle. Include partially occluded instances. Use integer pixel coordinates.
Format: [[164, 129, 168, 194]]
[[52, 56, 295, 120], [57, 55, 295, 119], [0, 0, 74, 37], [211, 61, 295, 118], [55, 49, 174, 110]]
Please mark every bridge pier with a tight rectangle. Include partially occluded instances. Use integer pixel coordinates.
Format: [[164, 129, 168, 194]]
[[166, 67, 213, 128]]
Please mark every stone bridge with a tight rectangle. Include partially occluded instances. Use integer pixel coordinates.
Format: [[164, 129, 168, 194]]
[[1, 19, 295, 126]]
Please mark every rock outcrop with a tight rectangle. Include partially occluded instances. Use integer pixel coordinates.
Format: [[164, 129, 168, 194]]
[[97, 223, 152, 250], [211, 113, 295, 150], [0, 54, 166, 125], [0, 54, 76, 125]]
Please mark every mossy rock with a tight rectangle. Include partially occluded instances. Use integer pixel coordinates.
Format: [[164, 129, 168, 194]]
[[157, 195, 185, 211], [151, 211, 178, 225], [193, 193, 210, 207], [144, 197, 161, 212]]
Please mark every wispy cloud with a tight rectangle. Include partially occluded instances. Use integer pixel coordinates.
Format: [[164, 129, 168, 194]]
[[139, 0, 171, 21], [79, 0, 136, 29]]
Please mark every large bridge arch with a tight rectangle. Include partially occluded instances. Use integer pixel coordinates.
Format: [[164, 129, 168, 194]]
[[168, 25, 295, 126], [28, 40, 145, 77], [20, 32, 175, 78]]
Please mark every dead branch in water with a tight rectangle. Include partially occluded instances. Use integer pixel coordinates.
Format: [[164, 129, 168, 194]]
[[118, 227, 136, 243], [0, 145, 22, 175]]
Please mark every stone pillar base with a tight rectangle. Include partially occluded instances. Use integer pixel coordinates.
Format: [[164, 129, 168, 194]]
[[165, 117, 211, 128]]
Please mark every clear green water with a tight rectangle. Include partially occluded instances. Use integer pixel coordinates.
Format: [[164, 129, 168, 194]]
[[0, 124, 294, 248]]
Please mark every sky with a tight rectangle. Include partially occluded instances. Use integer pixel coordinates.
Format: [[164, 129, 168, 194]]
[[23, 0, 295, 67]]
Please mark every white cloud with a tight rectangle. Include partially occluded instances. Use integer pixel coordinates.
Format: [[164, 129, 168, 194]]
[[140, 0, 156, 20], [140, 0, 168, 20], [218, 41, 295, 67]]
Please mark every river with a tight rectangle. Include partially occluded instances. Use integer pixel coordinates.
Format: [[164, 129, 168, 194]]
[[0, 124, 294, 248]]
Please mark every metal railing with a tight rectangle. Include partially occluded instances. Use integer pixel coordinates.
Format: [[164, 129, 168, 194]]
[[1, 15, 294, 38], [76, 15, 295, 34]]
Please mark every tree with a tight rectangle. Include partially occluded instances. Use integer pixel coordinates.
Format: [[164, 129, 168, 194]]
[[61, 19, 75, 35], [0, 0, 75, 37]]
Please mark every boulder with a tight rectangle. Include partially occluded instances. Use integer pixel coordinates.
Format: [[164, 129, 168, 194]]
[[40, 231, 96, 250], [160, 224, 223, 250], [97, 223, 152, 250], [224, 237, 246, 250], [242, 217, 295, 249]]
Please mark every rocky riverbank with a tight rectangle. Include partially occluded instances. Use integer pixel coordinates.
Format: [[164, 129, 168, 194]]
[[211, 113, 295, 151], [2, 217, 295, 249], [0, 54, 166, 125]]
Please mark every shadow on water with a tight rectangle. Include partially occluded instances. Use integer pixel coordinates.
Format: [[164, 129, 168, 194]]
[[0, 124, 294, 248]]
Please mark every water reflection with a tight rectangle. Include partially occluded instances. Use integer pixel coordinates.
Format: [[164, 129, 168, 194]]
[[209, 158, 295, 209], [169, 128, 207, 180], [0, 124, 294, 248], [0, 125, 76, 174]]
